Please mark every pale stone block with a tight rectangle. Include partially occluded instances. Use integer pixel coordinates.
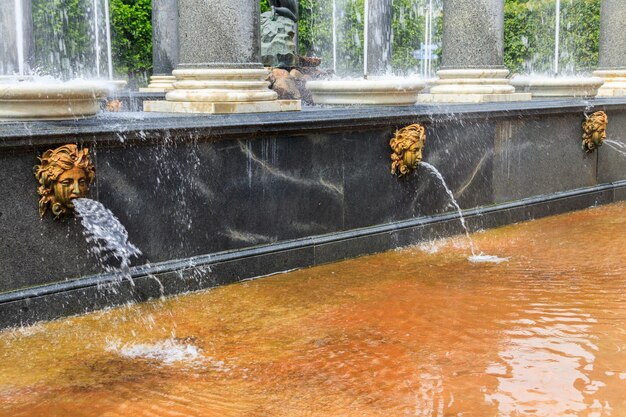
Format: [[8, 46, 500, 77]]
[[139, 75, 176, 93], [143, 99, 301, 114], [511, 76, 605, 98], [593, 70, 626, 97], [306, 78, 426, 105], [418, 93, 531, 104], [0, 82, 109, 120]]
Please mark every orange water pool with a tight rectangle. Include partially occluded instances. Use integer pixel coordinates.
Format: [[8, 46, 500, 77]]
[[1, 202, 626, 416]]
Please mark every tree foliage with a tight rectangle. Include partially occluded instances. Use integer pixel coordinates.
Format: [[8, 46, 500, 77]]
[[31, 0, 94, 78], [29, 0, 601, 81], [110, 0, 152, 84], [504, 0, 599, 74]]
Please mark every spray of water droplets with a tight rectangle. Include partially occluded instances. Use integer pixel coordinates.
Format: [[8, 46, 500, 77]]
[[73, 198, 142, 280]]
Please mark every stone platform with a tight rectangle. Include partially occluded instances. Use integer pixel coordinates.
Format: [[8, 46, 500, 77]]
[[1, 98, 626, 328]]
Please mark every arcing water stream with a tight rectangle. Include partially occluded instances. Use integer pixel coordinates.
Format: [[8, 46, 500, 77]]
[[420, 162, 508, 264]]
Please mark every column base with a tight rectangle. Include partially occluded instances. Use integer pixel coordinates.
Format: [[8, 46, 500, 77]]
[[143, 99, 301, 114], [144, 68, 301, 114], [423, 69, 531, 103], [593, 70, 626, 97], [139, 75, 176, 93], [418, 93, 532, 104], [511, 76, 604, 98]]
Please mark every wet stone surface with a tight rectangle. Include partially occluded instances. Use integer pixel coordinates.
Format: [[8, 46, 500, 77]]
[[2, 202, 626, 416]]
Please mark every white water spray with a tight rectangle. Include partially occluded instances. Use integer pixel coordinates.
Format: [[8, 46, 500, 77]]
[[554, 0, 561, 75], [363, 0, 369, 79], [73, 198, 142, 280], [332, 0, 337, 74], [15, 0, 24, 75], [104, 0, 113, 79], [93, 0, 101, 78]]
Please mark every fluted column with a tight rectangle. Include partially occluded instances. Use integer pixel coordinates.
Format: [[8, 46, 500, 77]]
[[144, 0, 300, 114], [142, 0, 179, 92], [594, 0, 626, 97], [420, 0, 530, 103]]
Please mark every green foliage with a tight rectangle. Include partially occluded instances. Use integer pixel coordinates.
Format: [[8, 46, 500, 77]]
[[111, 0, 152, 84], [31, 0, 93, 78], [560, 0, 599, 72], [504, 0, 600, 74], [391, 0, 422, 74], [296, 0, 442, 76], [28, 0, 602, 83]]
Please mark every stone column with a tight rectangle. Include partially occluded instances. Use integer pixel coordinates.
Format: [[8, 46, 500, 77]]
[[365, 0, 392, 77], [420, 0, 530, 103], [0, 0, 33, 77], [141, 0, 179, 92], [144, 0, 300, 114], [594, 0, 626, 97]]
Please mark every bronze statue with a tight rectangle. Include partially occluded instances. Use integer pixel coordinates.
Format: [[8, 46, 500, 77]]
[[390, 124, 426, 177], [582, 111, 608, 153], [269, 0, 298, 21], [34, 144, 95, 218]]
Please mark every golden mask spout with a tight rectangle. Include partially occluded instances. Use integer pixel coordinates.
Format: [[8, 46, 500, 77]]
[[34, 144, 96, 218], [390, 124, 427, 177], [582, 111, 608, 153]]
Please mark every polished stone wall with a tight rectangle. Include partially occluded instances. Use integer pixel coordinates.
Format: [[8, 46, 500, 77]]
[[1, 99, 626, 326]]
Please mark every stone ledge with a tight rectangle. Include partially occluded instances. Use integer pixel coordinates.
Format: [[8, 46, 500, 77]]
[[143, 99, 301, 114], [139, 87, 173, 93], [418, 93, 532, 104], [1, 180, 623, 329]]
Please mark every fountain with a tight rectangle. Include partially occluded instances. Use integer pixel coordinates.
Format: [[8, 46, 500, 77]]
[[306, 0, 426, 105], [0, 0, 626, 332], [510, 0, 604, 98], [0, 0, 120, 119]]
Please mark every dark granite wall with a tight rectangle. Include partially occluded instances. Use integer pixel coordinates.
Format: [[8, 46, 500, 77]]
[[1, 99, 626, 326]]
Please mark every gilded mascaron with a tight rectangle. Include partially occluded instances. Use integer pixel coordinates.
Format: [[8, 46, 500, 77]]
[[582, 111, 608, 153], [34, 144, 96, 218], [390, 124, 426, 177]]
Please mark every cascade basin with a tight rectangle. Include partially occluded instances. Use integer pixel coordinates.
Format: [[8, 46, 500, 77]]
[[1, 202, 626, 416], [511, 75, 605, 98], [0, 79, 111, 120], [306, 77, 426, 105]]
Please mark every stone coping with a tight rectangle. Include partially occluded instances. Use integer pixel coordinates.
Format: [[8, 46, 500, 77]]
[[1, 97, 626, 150]]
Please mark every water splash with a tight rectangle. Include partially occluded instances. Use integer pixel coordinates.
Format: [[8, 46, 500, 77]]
[[73, 198, 142, 279], [106, 338, 201, 365], [420, 162, 508, 264], [468, 254, 509, 264]]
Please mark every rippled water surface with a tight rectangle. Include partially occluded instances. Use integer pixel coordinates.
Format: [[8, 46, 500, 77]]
[[2, 202, 626, 417]]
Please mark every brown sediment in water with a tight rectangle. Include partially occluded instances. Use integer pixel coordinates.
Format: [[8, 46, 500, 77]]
[[2, 202, 626, 416]]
